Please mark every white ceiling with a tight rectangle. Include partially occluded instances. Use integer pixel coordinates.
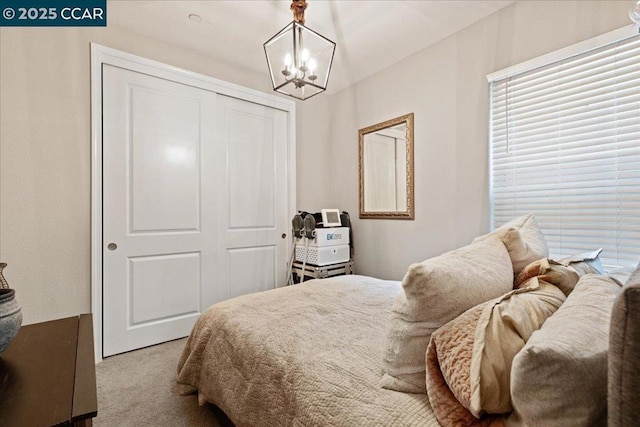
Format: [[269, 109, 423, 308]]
[[108, 0, 515, 94]]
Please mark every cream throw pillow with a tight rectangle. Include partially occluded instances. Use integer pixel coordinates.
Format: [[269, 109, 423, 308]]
[[381, 236, 513, 393], [474, 214, 549, 276], [469, 279, 565, 417], [509, 274, 624, 427]]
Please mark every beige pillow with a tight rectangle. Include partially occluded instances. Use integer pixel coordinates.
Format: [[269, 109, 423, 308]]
[[509, 274, 624, 427], [474, 214, 548, 276], [609, 263, 640, 427], [381, 236, 513, 393], [606, 265, 636, 286]]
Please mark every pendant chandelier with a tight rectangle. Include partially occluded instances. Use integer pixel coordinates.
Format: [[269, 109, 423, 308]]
[[264, 0, 336, 100]]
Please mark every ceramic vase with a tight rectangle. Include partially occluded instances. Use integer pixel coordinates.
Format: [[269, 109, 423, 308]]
[[0, 263, 22, 354]]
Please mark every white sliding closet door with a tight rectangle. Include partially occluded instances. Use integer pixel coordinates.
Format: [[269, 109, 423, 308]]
[[102, 65, 218, 357], [102, 64, 292, 357], [214, 95, 289, 300]]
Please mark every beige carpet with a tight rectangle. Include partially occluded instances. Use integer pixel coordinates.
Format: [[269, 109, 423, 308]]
[[95, 338, 233, 426]]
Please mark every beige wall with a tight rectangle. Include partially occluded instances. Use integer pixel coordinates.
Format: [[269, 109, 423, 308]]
[[0, 26, 282, 324], [296, 95, 334, 212], [298, 0, 631, 280]]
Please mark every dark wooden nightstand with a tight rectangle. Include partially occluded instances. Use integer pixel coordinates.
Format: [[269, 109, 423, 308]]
[[0, 314, 98, 426]]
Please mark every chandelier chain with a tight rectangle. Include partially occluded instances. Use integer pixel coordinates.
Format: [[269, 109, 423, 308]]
[[290, 0, 307, 25]]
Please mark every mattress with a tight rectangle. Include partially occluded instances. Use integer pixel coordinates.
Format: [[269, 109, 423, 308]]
[[176, 275, 439, 426]]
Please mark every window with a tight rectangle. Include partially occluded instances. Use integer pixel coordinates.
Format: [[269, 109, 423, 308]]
[[489, 27, 640, 269]]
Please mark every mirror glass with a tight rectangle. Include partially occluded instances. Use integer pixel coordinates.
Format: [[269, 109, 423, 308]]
[[359, 113, 414, 219]]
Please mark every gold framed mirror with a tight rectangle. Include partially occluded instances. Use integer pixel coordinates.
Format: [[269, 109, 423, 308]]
[[359, 113, 414, 219]]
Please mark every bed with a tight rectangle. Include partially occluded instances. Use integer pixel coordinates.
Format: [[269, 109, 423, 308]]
[[176, 214, 640, 426], [176, 275, 439, 426]]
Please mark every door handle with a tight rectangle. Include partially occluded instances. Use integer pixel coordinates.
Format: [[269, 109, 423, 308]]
[[281, 233, 287, 239], [107, 243, 118, 251]]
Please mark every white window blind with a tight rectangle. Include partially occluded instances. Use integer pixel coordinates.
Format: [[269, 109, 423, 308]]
[[490, 33, 640, 269]]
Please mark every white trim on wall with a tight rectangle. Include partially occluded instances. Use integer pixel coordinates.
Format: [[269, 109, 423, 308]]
[[487, 24, 639, 82], [90, 44, 296, 362]]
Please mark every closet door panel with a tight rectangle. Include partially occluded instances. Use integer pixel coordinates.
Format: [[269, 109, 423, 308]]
[[215, 95, 289, 300], [102, 64, 217, 357]]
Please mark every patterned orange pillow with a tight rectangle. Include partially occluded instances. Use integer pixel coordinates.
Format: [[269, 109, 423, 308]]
[[426, 302, 506, 426]]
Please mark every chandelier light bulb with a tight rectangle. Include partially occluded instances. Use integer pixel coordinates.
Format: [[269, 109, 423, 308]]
[[308, 58, 318, 81], [284, 53, 293, 67], [298, 49, 311, 72]]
